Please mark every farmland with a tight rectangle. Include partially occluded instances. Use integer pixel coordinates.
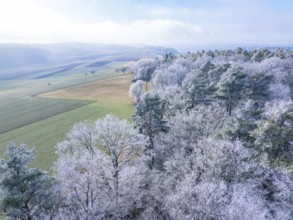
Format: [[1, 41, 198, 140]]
[[0, 101, 133, 172], [41, 74, 133, 104], [0, 96, 92, 134], [0, 66, 134, 171], [0, 62, 125, 134], [0, 43, 175, 171]]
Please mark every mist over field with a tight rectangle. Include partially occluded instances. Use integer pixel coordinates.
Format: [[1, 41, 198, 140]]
[[0, 1, 293, 220]]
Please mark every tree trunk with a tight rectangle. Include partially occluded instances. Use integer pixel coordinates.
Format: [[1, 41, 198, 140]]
[[113, 164, 119, 207], [24, 202, 32, 220], [228, 96, 232, 116]]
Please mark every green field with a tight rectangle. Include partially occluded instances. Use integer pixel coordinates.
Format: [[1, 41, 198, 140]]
[[0, 101, 133, 172], [0, 96, 92, 134], [0, 63, 134, 172]]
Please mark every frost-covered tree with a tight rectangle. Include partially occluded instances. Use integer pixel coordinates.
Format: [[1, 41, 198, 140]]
[[246, 72, 274, 105], [215, 66, 248, 115], [200, 60, 216, 73], [55, 115, 147, 219], [55, 149, 112, 220], [163, 52, 176, 63], [155, 85, 181, 119], [57, 121, 97, 155], [180, 69, 213, 110], [129, 80, 145, 104], [0, 143, 58, 220], [159, 104, 227, 161], [165, 138, 293, 219], [276, 58, 293, 99], [167, 177, 271, 220], [222, 100, 262, 145], [251, 101, 293, 163], [132, 106, 227, 219], [95, 114, 146, 205], [152, 58, 193, 90], [162, 104, 226, 178], [251, 48, 273, 62], [207, 63, 231, 87], [133, 93, 168, 151], [131, 59, 158, 83], [164, 139, 254, 219]]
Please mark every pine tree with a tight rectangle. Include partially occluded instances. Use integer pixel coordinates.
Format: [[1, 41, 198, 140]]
[[222, 100, 262, 146], [215, 67, 248, 115], [133, 93, 168, 153], [0, 143, 58, 220], [181, 70, 213, 110], [200, 61, 216, 73], [251, 101, 293, 163], [246, 73, 273, 106]]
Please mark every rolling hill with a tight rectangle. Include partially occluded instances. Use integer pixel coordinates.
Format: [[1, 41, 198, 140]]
[[0, 43, 177, 80]]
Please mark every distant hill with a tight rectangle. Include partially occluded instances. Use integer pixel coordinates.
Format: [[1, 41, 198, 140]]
[[0, 43, 177, 80]]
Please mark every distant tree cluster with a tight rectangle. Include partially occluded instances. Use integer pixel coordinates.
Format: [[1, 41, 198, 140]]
[[115, 66, 129, 75], [1, 48, 293, 219]]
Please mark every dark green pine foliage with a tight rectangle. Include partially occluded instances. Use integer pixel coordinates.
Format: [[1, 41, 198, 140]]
[[163, 52, 176, 63], [181, 70, 213, 110], [133, 93, 168, 150], [246, 73, 273, 106], [251, 48, 273, 62], [251, 103, 293, 163], [200, 61, 216, 73], [215, 67, 248, 115], [0, 143, 58, 220], [209, 63, 231, 84], [222, 100, 262, 146]]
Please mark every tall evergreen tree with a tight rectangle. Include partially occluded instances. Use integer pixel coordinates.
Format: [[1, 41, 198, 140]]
[[133, 93, 168, 151], [251, 101, 293, 163], [246, 73, 273, 106], [0, 143, 58, 220], [222, 100, 262, 146], [215, 67, 248, 115], [181, 70, 213, 110], [200, 61, 216, 73]]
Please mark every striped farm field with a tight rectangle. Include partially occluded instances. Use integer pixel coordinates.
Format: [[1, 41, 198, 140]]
[[0, 72, 134, 171], [0, 96, 92, 134], [0, 101, 133, 172]]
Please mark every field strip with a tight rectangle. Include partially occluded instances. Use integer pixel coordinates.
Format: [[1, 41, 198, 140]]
[[0, 101, 133, 171], [0, 98, 94, 135], [0, 73, 134, 171], [0, 73, 118, 98], [39, 74, 133, 104], [0, 74, 129, 135]]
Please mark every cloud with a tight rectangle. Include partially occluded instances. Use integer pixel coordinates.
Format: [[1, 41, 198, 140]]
[[0, 0, 73, 42], [0, 0, 205, 46], [150, 7, 173, 17], [60, 19, 204, 46], [0, 0, 292, 46]]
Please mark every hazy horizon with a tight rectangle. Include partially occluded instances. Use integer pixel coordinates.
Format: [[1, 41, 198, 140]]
[[0, 0, 293, 48]]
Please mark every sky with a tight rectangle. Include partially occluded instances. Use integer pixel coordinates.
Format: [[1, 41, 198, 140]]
[[0, 0, 292, 48]]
